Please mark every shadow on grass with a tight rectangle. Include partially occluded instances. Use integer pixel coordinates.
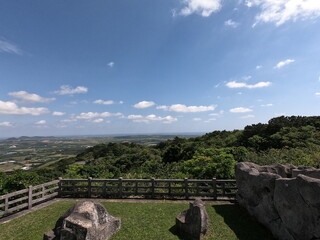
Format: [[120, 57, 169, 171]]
[[169, 225, 184, 240], [212, 204, 275, 240]]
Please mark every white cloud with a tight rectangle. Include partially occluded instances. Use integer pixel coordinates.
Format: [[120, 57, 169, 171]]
[[224, 19, 239, 27], [126, 114, 177, 124], [230, 107, 253, 113], [54, 85, 88, 95], [0, 39, 21, 55], [157, 104, 216, 113], [76, 112, 122, 120], [0, 100, 49, 115], [8, 91, 55, 103], [261, 103, 273, 107], [249, 0, 320, 26], [133, 101, 155, 109], [36, 120, 46, 125], [107, 62, 114, 67], [92, 118, 104, 123], [226, 81, 271, 88], [61, 118, 77, 123], [315, 92, 320, 96], [240, 114, 255, 118], [127, 115, 144, 120], [52, 111, 66, 116], [0, 122, 14, 127], [94, 100, 115, 105], [274, 59, 295, 69], [193, 118, 202, 121], [179, 0, 222, 17], [242, 76, 252, 81], [256, 65, 262, 69]]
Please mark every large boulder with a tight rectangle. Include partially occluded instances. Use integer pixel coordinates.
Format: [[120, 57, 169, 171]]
[[274, 175, 320, 240], [44, 200, 121, 240], [235, 162, 292, 240], [236, 162, 320, 240], [175, 199, 209, 240]]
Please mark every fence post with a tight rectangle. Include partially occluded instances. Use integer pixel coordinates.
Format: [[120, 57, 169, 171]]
[[222, 182, 225, 197], [88, 177, 92, 198], [103, 181, 107, 198], [41, 185, 45, 198], [168, 181, 171, 198], [212, 178, 217, 200], [184, 178, 189, 200], [118, 177, 123, 199], [135, 181, 138, 196], [151, 178, 155, 199], [58, 177, 62, 197], [28, 185, 33, 210], [4, 197, 9, 213]]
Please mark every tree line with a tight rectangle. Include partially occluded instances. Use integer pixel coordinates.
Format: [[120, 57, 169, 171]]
[[2, 115, 320, 194]]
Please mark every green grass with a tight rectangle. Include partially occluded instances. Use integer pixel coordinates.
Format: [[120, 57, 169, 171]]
[[0, 201, 274, 240]]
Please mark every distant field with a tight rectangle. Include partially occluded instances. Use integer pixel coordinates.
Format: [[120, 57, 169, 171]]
[[0, 201, 274, 240], [0, 134, 199, 172]]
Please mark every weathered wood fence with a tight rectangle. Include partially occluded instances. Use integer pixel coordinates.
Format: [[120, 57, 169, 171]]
[[0, 178, 236, 218], [59, 178, 237, 199], [0, 180, 59, 218]]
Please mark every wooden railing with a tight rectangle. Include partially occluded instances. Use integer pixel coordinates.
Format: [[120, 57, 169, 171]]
[[0, 178, 237, 219], [0, 180, 59, 218], [59, 178, 237, 200]]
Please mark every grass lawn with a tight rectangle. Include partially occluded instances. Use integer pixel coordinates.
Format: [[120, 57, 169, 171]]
[[0, 201, 274, 240]]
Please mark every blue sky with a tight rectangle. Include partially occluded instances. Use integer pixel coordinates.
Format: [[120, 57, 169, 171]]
[[1, 0, 320, 137]]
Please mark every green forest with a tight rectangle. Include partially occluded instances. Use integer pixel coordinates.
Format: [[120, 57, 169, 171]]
[[2, 115, 320, 195]]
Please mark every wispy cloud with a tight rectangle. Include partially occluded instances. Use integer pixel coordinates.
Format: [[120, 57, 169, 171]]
[[107, 62, 114, 67], [94, 100, 115, 105], [0, 100, 49, 115], [261, 103, 273, 107], [54, 85, 88, 95], [240, 114, 255, 118], [0, 122, 14, 127], [76, 112, 122, 120], [224, 19, 239, 27], [230, 107, 253, 113], [248, 0, 320, 26], [92, 118, 104, 123], [0, 39, 21, 55], [9, 91, 55, 103], [52, 111, 66, 116], [126, 114, 177, 124], [157, 104, 216, 113], [256, 65, 262, 70], [274, 59, 295, 69], [35, 120, 46, 125], [179, 0, 222, 17], [226, 81, 271, 88], [133, 101, 156, 109]]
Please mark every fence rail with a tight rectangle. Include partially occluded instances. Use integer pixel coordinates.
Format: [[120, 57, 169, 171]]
[[0, 178, 237, 219], [0, 180, 59, 218], [59, 178, 237, 200]]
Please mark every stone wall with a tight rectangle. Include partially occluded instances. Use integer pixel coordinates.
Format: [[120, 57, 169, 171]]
[[236, 162, 320, 240]]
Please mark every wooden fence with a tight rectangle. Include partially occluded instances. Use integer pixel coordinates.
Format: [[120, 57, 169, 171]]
[[0, 180, 59, 218], [0, 178, 237, 219], [59, 178, 237, 200]]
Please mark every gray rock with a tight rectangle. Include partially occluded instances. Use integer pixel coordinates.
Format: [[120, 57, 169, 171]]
[[274, 175, 320, 240], [236, 162, 320, 240], [292, 168, 320, 179], [175, 199, 209, 240], [44, 200, 121, 240]]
